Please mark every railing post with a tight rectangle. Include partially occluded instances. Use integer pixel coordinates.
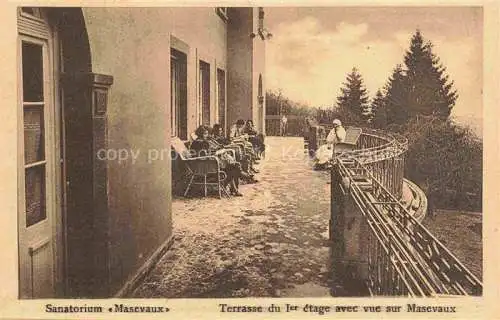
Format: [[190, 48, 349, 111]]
[[330, 162, 344, 251], [329, 160, 346, 292], [330, 160, 370, 296]]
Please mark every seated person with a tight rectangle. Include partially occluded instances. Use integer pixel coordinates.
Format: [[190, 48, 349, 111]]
[[244, 120, 265, 158], [216, 122, 259, 175], [190, 125, 243, 196], [211, 124, 258, 182], [229, 119, 247, 140], [191, 127, 234, 158], [229, 119, 260, 165], [244, 119, 258, 135], [314, 119, 346, 169], [326, 119, 346, 146], [212, 123, 230, 145]]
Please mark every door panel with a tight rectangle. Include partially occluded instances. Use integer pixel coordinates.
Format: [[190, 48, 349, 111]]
[[30, 238, 53, 298]]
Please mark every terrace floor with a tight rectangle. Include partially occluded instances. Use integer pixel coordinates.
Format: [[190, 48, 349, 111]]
[[131, 137, 346, 298]]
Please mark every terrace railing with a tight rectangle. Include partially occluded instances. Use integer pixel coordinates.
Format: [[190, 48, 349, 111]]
[[312, 123, 484, 297]]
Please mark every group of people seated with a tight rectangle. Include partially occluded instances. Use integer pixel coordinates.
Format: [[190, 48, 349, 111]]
[[189, 119, 265, 197]]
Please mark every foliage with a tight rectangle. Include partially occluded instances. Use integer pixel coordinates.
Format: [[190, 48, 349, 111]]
[[265, 90, 286, 115], [395, 115, 482, 211], [265, 89, 315, 117], [314, 107, 342, 125], [265, 89, 317, 136], [335, 67, 370, 126]]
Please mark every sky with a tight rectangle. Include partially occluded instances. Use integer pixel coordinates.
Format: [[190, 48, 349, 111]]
[[264, 7, 483, 125]]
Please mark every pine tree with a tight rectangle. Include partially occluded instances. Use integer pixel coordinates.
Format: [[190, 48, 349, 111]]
[[335, 67, 370, 126], [404, 30, 458, 119], [384, 64, 408, 126], [371, 89, 387, 128]]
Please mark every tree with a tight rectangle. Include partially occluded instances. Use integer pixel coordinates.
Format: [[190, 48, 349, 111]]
[[384, 64, 409, 127], [265, 89, 293, 116], [371, 89, 387, 128], [265, 90, 279, 115], [335, 67, 370, 126], [403, 30, 458, 119]]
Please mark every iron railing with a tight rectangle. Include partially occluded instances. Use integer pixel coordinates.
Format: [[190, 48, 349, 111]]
[[324, 125, 483, 296], [311, 124, 482, 296], [337, 157, 482, 296]]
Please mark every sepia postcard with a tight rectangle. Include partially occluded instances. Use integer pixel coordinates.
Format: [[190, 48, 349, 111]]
[[0, 1, 498, 319]]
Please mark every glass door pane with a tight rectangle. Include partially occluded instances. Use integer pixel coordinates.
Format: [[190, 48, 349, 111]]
[[22, 42, 44, 102], [21, 39, 47, 227], [24, 107, 45, 164]]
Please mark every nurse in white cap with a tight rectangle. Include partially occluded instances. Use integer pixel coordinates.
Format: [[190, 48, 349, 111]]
[[314, 119, 346, 169], [326, 119, 346, 146]]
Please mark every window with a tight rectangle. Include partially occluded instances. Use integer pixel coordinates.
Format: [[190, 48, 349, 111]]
[[217, 69, 226, 133], [170, 49, 188, 139], [199, 61, 210, 126], [216, 7, 228, 22]]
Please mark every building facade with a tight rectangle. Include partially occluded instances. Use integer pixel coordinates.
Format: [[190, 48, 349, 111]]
[[12, 6, 267, 298]]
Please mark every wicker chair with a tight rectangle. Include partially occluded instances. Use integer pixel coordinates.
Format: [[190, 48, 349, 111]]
[[230, 135, 259, 162], [171, 137, 229, 198]]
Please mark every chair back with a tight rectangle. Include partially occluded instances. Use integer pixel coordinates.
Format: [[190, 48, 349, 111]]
[[335, 127, 362, 153], [171, 137, 191, 160], [343, 127, 362, 145]]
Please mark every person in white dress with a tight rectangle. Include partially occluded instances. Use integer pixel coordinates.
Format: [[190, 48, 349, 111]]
[[326, 119, 346, 146], [314, 119, 346, 168]]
